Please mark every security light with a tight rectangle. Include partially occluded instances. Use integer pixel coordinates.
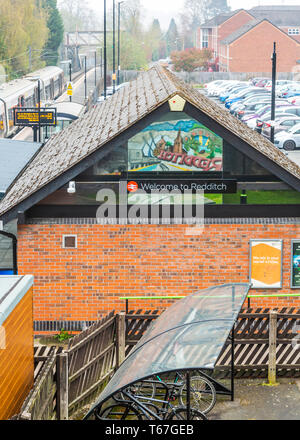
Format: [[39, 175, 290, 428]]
[[67, 181, 76, 194]]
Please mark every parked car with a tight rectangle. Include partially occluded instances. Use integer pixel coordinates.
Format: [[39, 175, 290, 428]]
[[254, 78, 270, 88], [288, 96, 300, 106], [255, 110, 298, 132], [207, 80, 241, 97], [245, 105, 297, 129], [274, 123, 300, 150], [261, 116, 300, 138], [265, 80, 295, 92], [236, 101, 275, 119], [241, 103, 294, 125], [251, 77, 269, 86], [225, 88, 271, 109], [278, 84, 300, 99], [219, 83, 250, 102]]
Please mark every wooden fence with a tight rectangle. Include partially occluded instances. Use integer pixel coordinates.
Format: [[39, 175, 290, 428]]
[[16, 307, 300, 419]]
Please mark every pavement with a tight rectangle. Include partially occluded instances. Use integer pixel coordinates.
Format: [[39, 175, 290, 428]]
[[209, 378, 300, 420]]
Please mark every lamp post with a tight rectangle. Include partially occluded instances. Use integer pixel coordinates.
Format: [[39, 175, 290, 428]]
[[113, 0, 116, 93], [94, 50, 97, 87], [104, 0, 107, 99], [270, 42, 277, 144], [60, 60, 72, 102], [29, 77, 42, 142], [84, 55, 87, 102], [117, 1, 124, 86]]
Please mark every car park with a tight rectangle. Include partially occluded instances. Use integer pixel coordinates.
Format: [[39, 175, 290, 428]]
[[280, 85, 300, 99], [255, 111, 298, 132], [265, 80, 295, 92], [274, 123, 300, 150], [260, 116, 300, 138], [254, 78, 270, 88], [241, 103, 295, 124], [288, 96, 300, 106], [245, 106, 297, 129], [230, 94, 272, 113], [225, 88, 271, 109]]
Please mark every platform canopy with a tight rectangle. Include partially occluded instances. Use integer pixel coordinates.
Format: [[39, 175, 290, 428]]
[[85, 282, 251, 416]]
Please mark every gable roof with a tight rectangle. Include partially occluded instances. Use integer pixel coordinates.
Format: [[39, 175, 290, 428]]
[[250, 5, 300, 27], [0, 139, 41, 199], [221, 18, 300, 45], [200, 9, 252, 28], [0, 64, 300, 223]]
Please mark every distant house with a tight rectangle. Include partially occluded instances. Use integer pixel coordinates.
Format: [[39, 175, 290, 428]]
[[197, 6, 300, 72], [219, 19, 300, 73]]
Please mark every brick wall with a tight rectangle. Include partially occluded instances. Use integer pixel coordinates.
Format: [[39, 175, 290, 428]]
[[227, 21, 300, 73], [217, 10, 254, 52], [17, 222, 300, 323]]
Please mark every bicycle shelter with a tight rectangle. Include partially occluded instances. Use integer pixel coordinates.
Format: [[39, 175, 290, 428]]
[[84, 283, 251, 420]]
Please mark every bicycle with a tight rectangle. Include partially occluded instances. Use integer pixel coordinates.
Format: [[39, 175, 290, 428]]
[[121, 370, 216, 414], [109, 376, 207, 421]]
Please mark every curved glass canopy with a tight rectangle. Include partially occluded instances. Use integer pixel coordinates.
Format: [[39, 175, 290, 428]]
[[85, 283, 250, 416]]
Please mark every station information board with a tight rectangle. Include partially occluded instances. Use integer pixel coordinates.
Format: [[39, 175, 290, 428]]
[[291, 240, 300, 288], [14, 107, 57, 127], [250, 239, 283, 289]]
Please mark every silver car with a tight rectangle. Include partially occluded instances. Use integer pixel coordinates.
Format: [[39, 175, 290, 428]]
[[274, 123, 300, 150], [261, 116, 300, 138]]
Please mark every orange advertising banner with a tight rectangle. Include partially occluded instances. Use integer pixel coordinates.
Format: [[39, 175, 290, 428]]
[[250, 240, 282, 289]]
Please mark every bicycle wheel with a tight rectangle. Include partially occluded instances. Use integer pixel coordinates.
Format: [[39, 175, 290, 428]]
[[179, 376, 216, 414], [130, 380, 156, 399], [166, 407, 207, 421], [96, 403, 143, 420]]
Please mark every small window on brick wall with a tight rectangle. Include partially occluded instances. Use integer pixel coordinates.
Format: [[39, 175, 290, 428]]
[[62, 235, 77, 249]]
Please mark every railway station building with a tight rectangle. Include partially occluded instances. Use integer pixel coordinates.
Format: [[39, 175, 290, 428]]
[[0, 65, 300, 332]]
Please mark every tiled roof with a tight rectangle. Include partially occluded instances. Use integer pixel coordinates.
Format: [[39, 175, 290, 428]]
[[0, 139, 41, 197], [0, 64, 300, 220], [200, 9, 247, 28], [250, 5, 300, 27], [221, 18, 262, 45]]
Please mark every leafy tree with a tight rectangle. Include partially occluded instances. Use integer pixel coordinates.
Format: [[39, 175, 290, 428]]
[[42, 0, 64, 65], [171, 48, 213, 72], [165, 18, 180, 57], [58, 0, 101, 32], [179, 0, 230, 49], [0, 0, 48, 79], [120, 0, 144, 39], [144, 19, 166, 62]]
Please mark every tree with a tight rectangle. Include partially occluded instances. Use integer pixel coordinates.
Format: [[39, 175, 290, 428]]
[[144, 19, 166, 62], [179, 0, 230, 49], [170, 48, 213, 72], [58, 0, 101, 32], [0, 0, 48, 79], [165, 18, 180, 57], [42, 0, 64, 65], [120, 0, 144, 39]]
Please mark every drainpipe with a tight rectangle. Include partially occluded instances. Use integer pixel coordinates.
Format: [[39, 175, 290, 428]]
[[0, 231, 17, 275], [0, 97, 8, 138]]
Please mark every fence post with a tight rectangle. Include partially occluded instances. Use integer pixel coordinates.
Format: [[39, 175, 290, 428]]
[[116, 312, 126, 368], [268, 310, 278, 385], [56, 352, 69, 420]]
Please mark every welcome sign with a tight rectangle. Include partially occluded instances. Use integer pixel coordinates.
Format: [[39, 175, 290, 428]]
[[128, 118, 223, 172], [127, 179, 236, 194]]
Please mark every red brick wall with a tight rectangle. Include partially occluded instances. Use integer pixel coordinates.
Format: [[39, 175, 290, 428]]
[[217, 10, 254, 52], [17, 222, 300, 323], [228, 21, 300, 73]]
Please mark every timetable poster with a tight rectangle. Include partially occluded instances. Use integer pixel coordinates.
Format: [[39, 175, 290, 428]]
[[291, 241, 300, 288], [250, 240, 283, 289]]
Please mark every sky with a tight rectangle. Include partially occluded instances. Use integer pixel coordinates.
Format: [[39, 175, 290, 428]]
[[86, 0, 300, 30]]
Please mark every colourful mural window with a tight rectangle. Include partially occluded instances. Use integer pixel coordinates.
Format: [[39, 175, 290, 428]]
[[128, 114, 223, 173]]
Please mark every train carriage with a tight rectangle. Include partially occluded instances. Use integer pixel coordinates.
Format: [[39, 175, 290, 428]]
[[0, 66, 64, 138]]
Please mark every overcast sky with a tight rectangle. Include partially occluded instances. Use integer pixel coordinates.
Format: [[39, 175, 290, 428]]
[[86, 0, 300, 30]]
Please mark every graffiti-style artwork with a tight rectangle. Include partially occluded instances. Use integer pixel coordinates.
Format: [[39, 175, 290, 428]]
[[128, 118, 223, 172]]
